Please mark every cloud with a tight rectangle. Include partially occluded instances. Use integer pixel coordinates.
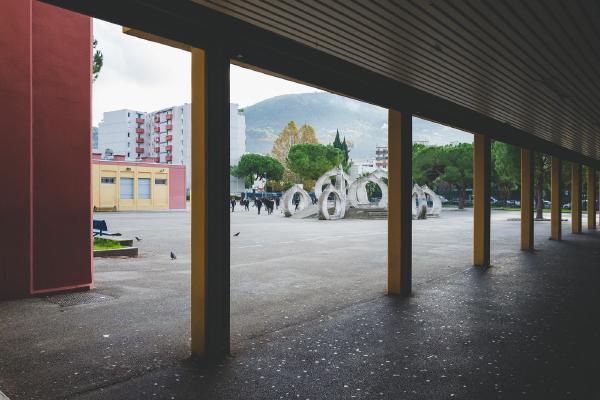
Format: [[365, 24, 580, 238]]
[[92, 18, 321, 125]]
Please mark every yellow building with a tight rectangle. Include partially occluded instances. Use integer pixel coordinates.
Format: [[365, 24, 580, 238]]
[[92, 155, 186, 211]]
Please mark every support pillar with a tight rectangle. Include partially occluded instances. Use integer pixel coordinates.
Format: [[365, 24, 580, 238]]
[[571, 163, 581, 234], [550, 157, 562, 240], [387, 109, 412, 296], [473, 134, 491, 267], [588, 168, 596, 230], [520, 149, 534, 250], [191, 47, 230, 358]]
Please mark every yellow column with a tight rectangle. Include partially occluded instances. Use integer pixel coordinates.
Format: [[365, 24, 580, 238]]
[[588, 168, 596, 230], [571, 163, 581, 234], [520, 149, 534, 250], [473, 134, 491, 267], [550, 157, 562, 240], [190, 48, 207, 356], [190, 46, 231, 359], [387, 109, 412, 296]]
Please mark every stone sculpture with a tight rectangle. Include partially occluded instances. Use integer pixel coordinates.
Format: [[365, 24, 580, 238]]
[[347, 171, 388, 208], [421, 184, 442, 216], [283, 165, 442, 220], [281, 184, 312, 217], [412, 184, 428, 219]]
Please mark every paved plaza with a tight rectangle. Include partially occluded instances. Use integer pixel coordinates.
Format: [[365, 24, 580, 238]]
[[1, 207, 598, 399]]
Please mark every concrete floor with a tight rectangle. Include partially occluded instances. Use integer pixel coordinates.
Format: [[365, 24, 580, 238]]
[[1, 208, 599, 399]]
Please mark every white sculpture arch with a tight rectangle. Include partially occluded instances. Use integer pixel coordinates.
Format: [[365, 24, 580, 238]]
[[412, 184, 428, 219], [347, 173, 388, 208], [314, 167, 351, 200], [421, 184, 442, 216], [282, 184, 312, 217], [318, 185, 346, 220]]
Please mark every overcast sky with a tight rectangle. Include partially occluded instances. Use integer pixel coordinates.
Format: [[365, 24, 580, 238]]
[[92, 19, 472, 144]]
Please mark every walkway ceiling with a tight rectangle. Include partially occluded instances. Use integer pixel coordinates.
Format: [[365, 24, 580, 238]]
[[44, 0, 600, 165]]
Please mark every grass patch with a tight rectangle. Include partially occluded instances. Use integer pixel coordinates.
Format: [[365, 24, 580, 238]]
[[94, 237, 126, 250]]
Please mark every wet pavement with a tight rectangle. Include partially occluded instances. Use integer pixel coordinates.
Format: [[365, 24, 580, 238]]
[[1, 209, 599, 399]]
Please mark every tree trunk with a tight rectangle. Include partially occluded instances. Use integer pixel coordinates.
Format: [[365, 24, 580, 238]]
[[535, 156, 544, 220], [458, 186, 465, 210]]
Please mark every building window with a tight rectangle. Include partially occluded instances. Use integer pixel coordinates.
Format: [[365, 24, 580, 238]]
[[155, 178, 168, 185], [120, 178, 134, 199], [138, 178, 151, 199], [101, 177, 115, 184]]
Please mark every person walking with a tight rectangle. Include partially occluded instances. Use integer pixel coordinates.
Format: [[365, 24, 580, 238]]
[[230, 198, 236, 213], [275, 197, 280, 209], [244, 199, 250, 211], [256, 199, 262, 215]]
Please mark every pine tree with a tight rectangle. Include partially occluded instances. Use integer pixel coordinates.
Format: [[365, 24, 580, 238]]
[[333, 130, 342, 150], [341, 137, 349, 164]]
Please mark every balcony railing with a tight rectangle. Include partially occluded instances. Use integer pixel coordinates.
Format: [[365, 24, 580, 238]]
[[154, 115, 160, 123], [165, 145, 173, 151], [154, 137, 160, 143], [136, 128, 144, 134], [165, 124, 173, 130], [165, 114, 173, 121], [166, 155, 173, 162], [155, 157, 160, 163], [136, 138, 144, 144], [154, 146, 160, 153], [135, 147, 144, 153], [136, 118, 145, 124], [165, 135, 173, 141], [153, 127, 160, 133]]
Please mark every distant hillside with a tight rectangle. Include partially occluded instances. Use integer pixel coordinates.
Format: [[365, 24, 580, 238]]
[[242, 92, 474, 159], [243, 92, 388, 159]]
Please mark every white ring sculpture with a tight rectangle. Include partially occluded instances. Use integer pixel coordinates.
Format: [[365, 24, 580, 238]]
[[421, 184, 442, 216], [318, 185, 346, 220], [347, 173, 388, 208], [314, 167, 351, 200], [412, 184, 428, 219], [282, 184, 312, 217]]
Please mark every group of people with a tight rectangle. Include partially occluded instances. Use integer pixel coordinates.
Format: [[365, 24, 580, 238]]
[[230, 197, 280, 215]]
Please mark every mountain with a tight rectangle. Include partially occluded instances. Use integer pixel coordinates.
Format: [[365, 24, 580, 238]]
[[242, 92, 473, 160], [243, 92, 388, 159]]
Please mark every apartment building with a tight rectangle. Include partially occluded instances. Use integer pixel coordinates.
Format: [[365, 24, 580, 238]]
[[98, 103, 246, 190], [375, 145, 388, 169]]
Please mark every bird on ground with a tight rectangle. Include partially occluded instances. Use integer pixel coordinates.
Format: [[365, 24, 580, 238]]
[[233, 232, 240, 237], [135, 236, 142, 241], [170, 251, 177, 260]]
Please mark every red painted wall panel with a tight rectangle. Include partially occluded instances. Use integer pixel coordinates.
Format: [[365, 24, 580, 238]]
[[31, 1, 92, 291], [169, 167, 187, 209], [0, 0, 33, 299]]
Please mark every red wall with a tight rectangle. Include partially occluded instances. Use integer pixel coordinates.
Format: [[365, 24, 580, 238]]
[[0, 1, 92, 298], [169, 167, 187, 209], [0, 0, 33, 298]]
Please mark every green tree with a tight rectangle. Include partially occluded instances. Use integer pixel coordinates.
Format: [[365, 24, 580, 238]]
[[332, 130, 351, 171], [534, 154, 551, 219], [231, 154, 284, 188], [93, 38, 103, 82], [412, 144, 445, 187], [436, 143, 473, 209], [287, 144, 343, 185], [491, 141, 520, 205]]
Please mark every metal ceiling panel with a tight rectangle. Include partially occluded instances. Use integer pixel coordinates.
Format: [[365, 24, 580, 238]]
[[193, 0, 600, 160]]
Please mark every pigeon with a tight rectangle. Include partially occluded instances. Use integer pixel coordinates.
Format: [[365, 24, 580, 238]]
[[233, 232, 240, 237], [135, 236, 142, 241], [170, 251, 177, 260]]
